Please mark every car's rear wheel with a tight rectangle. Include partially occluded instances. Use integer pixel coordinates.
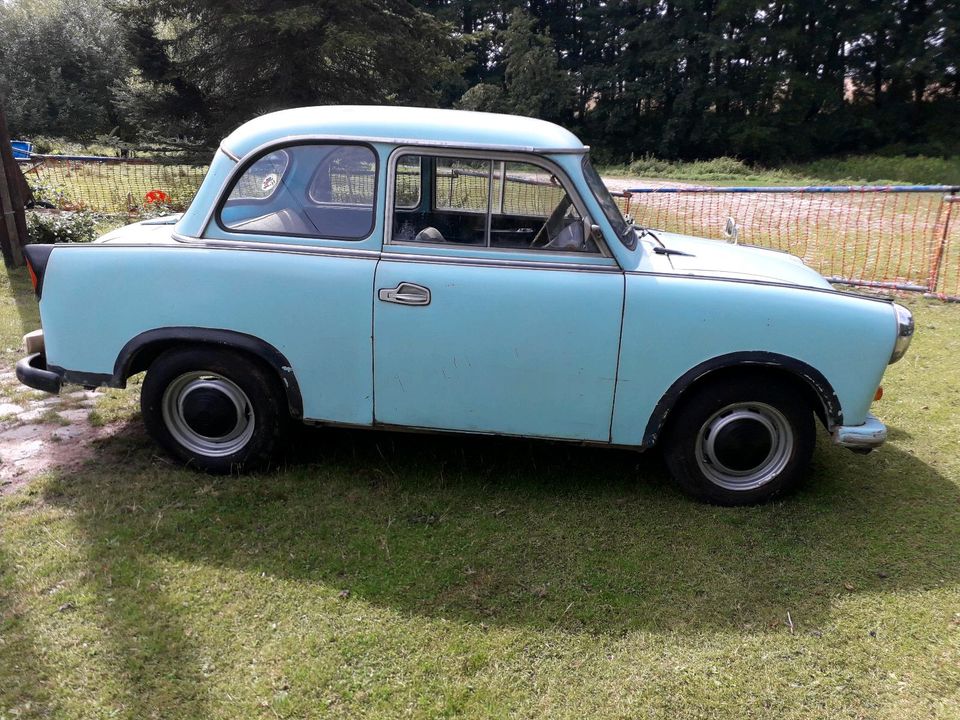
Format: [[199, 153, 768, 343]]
[[663, 377, 815, 505], [141, 347, 283, 473]]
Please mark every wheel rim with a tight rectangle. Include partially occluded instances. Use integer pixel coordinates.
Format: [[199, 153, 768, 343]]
[[161, 371, 255, 457], [694, 402, 794, 491]]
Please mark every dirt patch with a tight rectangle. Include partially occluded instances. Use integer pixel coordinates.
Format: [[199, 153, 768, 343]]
[[0, 372, 125, 495]]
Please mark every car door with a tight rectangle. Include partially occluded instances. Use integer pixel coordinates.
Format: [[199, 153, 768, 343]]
[[201, 141, 383, 426], [373, 151, 624, 442]]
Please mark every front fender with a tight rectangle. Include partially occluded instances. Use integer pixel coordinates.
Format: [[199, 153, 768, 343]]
[[611, 273, 896, 447]]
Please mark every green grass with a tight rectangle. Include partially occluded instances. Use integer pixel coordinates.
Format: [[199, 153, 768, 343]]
[[0, 261, 959, 718], [602, 155, 960, 187]]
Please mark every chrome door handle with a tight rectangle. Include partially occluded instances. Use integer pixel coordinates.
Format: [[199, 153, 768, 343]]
[[378, 282, 431, 306]]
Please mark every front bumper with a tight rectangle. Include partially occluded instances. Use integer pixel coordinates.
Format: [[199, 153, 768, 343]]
[[832, 413, 887, 452], [16, 352, 63, 394]]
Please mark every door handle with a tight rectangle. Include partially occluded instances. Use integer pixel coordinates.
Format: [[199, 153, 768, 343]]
[[378, 282, 431, 306]]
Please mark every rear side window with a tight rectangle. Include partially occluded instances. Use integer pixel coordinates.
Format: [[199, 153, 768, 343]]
[[219, 143, 377, 240]]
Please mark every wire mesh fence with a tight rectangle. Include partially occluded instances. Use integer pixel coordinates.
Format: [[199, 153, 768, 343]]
[[20, 155, 206, 212], [614, 186, 960, 301], [16, 155, 960, 301]]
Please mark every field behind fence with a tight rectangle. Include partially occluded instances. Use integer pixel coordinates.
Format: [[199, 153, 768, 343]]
[[18, 155, 960, 301], [615, 186, 960, 301]]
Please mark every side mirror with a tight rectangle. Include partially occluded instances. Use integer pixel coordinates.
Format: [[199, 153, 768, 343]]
[[723, 216, 739, 244]]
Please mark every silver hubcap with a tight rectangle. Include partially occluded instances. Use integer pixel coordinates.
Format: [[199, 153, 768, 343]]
[[695, 402, 794, 491], [161, 371, 255, 457]]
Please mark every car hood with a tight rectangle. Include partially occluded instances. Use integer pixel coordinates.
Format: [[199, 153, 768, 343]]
[[95, 214, 183, 244], [648, 230, 832, 289]]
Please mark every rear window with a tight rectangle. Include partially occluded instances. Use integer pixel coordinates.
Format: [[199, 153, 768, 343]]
[[219, 143, 377, 240]]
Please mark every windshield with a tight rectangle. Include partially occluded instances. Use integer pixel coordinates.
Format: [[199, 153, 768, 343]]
[[582, 156, 636, 250]]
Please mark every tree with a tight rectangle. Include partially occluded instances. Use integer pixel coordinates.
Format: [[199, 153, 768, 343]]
[[114, 0, 461, 144], [502, 8, 575, 123], [0, 0, 128, 139], [454, 8, 574, 124]]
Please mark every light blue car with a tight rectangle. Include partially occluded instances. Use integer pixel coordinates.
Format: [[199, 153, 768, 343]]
[[16, 106, 914, 504]]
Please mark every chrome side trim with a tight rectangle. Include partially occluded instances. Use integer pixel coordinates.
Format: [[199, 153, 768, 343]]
[[624, 270, 897, 303], [380, 251, 619, 274], [61, 239, 380, 261], [218, 144, 240, 163], [182, 236, 381, 258], [224, 134, 588, 162]]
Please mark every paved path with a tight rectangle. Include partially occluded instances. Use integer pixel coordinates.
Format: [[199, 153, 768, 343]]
[[0, 372, 110, 495]]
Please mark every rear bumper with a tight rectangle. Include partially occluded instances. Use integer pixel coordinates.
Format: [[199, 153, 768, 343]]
[[832, 413, 887, 452], [16, 352, 62, 394]]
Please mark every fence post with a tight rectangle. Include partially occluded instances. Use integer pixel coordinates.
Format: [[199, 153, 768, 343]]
[[927, 191, 956, 295], [0, 101, 26, 267]]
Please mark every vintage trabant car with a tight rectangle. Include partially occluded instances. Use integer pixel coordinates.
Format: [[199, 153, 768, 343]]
[[16, 106, 913, 504]]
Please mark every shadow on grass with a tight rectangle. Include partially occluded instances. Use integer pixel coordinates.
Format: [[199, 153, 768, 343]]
[[44, 420, 960, 642]]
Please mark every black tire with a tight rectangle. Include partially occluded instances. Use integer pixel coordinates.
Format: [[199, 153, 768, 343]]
[[140, 346, 284, 473], [662, 376, 815, 505]]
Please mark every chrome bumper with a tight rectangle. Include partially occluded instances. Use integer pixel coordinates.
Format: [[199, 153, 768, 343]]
[[832, 413, 887, 452]]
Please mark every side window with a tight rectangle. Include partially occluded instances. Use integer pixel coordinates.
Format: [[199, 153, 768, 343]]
[[219, 143, 377, 240], [391, 153, 598, 254], [395, 155, 421, 209], [434, 158, 490, 213], [229, 150, 289, 200]]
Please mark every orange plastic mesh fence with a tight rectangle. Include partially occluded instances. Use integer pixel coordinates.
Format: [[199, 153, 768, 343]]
[[613, 187, 960, 301]]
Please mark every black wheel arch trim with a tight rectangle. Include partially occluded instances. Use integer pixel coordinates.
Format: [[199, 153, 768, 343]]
[[112, 327, 304, 419], [641, 351, 843, 448]]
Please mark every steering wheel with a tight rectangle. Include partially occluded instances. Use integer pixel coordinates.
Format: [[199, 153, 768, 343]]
[[531, 196, 573, 248]]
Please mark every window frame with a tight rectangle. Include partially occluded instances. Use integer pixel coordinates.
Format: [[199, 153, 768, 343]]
[[386, 146, 611, 259], [393, 155, 422, 210], [214, 140, 379, 242]]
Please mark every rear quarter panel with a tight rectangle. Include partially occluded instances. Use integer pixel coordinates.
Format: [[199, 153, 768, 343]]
[[39, 244, 376, 425], [611, 273, 897, 446]]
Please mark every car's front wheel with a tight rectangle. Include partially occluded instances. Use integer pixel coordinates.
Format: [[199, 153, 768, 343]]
[[141, 347, 283, 473], [663, 377, 815, 505]]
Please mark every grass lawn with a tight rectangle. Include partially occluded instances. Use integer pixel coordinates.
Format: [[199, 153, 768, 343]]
[[0, 265, 959, 719]]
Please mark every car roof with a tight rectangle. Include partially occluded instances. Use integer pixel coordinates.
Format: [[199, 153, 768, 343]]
[[220, 106, 588, 160]]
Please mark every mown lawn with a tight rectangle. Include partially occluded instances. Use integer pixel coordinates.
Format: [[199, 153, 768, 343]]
[[0, 266, 958, 719]]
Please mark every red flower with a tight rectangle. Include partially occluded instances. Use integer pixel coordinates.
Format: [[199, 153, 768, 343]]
[[145, 189, 171, 204]]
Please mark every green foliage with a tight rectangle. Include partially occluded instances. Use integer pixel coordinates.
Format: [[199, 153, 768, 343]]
[[455, 83, 506, 113], [26, 177, 68, 207], [609, 154, 960, 186], [25, 211, 98, 244], [3, 0, 958, 165], [790, 155, 960, 186], [113, 0, 462, 143], [0, 0, 128, 139]]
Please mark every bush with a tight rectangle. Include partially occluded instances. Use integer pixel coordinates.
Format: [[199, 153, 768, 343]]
[[26, 178, 68, 208], [26, 211, 98, 244], [789, 155, 960, 185]]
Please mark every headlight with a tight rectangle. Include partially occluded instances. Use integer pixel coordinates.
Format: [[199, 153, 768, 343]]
[[889, 303, 914, 364]]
